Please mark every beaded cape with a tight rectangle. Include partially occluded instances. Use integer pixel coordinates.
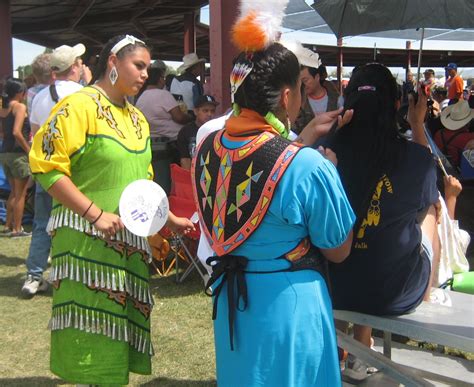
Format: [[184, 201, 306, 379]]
[[192, 129, 302, 257]]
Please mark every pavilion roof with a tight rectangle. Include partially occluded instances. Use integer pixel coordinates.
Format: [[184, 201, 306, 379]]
[[9, 0, 474, 68], [10, 0, 210, 61], [304, 43, 474, 68]]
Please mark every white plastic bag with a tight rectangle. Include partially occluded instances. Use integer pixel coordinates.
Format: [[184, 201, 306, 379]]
[[436, 196, 470, 286]]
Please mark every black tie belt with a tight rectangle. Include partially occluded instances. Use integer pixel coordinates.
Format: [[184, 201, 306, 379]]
[[204, 246, 327, 351], [205, 255, 249, 351]]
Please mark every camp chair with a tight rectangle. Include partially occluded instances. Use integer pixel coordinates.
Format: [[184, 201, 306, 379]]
[[160, 163, 208, 284]]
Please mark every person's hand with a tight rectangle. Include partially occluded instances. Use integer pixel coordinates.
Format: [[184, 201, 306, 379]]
[[81, 65, 92, 84], [166, 212, 196, 235], [337, 109, 354, 129], [407, 84, 428, 130], [309, 108, 342, 137], [93, 211, 125, 238], [298, 108, 347, 145], [444, 175, 462, 199], [317, 146, 338, 166]]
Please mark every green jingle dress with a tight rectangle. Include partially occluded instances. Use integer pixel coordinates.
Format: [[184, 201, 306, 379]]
[[29, 86, 154, 385]]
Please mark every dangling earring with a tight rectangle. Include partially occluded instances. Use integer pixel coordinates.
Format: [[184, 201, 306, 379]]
[[109, 66, 118, 86], [286, 112, 291, 130]]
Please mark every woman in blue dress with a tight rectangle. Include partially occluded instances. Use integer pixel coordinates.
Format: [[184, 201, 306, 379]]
[[191, 4, 355, 385]]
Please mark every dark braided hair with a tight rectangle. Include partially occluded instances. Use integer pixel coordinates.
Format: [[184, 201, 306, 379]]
[[329, 63, 407, 227], [233, 43, 300, 117], [90, 35, 148, 85]]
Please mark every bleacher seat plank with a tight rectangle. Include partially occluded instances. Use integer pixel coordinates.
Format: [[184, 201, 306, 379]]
[[334, 290, 474, 355]]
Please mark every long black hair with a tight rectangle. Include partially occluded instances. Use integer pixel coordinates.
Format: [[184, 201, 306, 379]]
[[329, 63, 407, 225], [233, 42, 300, 117], [2, 77, 27, 105], [90, 35, 148, 84]]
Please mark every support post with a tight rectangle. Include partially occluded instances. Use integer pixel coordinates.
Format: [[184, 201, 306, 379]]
[[209, 0, 238, 115], [406, 40, 412, 82], [0, 0, 13, 84], [337, 37, 343, 95], [183, 11, 196, 55]]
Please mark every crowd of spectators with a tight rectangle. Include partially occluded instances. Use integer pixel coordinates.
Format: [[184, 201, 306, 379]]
[[0, 35, 472, 386]]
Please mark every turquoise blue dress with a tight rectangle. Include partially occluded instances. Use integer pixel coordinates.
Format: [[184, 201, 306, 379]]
[[212, 137, 355, 386]]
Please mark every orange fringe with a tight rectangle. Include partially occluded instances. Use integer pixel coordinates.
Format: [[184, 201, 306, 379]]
[[231, 12, 267, 52]]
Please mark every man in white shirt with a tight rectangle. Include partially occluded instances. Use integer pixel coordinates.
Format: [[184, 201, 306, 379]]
[[29, 43, 91, 135], [170, 53, 205, 112], [22, 43, 91, 297]]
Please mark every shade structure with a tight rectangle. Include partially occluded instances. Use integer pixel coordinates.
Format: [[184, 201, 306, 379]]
[[311, 0, 474, 39]]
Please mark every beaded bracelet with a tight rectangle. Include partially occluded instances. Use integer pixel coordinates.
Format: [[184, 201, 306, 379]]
[[82, 201, 94, 218], [90, 209, 104, 226]]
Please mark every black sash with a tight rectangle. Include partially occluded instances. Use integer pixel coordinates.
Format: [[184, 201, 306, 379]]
[[205, 245, 328, 351]]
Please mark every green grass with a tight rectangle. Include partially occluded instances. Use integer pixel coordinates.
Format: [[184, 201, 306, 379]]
[[0, 227, 216, 386], [2, 226, 472, 386]]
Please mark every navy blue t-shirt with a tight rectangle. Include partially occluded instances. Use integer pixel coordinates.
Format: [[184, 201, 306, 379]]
[[330, 142, 438, 315]]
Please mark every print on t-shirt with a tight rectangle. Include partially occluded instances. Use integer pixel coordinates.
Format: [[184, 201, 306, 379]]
[[355, 174, 393, 249]]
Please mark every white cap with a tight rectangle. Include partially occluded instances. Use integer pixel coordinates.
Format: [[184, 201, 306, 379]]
[[50, 43, 86, 72]]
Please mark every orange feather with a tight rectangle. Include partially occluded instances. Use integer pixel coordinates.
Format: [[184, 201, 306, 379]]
[[231, 12, 268, 52]]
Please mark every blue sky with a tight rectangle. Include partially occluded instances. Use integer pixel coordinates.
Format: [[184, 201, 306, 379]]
[[13, 39, 46, 68]]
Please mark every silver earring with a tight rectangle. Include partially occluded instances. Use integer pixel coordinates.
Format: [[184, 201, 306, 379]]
[[286, 113, 291, 130], [109, 66, 118, 85]]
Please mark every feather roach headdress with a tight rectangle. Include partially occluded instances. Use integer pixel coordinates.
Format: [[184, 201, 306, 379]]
[[230, 0, 290, 104]]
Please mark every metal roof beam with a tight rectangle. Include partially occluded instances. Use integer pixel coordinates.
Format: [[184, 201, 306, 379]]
[[71, 0, 96, 29], [131, 0, 164, 20], [132, 19, 149, 39]]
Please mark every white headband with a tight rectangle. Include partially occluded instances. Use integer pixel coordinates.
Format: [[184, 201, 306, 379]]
[[110, 35, 146, 55]]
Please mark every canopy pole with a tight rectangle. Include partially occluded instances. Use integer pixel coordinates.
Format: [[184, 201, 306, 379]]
[[209, 0, 238, 115], [405, 41, 412, 82], [183, 11, 196, 55], [0, 0, 13, 83], [416, 28, 425, 82], [337, 37, 343, 94]]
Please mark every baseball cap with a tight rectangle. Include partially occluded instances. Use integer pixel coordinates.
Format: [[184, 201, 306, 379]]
[[445, 63, 457, 70], [195, 95, 219, 108], [50, 43, 86, 72]]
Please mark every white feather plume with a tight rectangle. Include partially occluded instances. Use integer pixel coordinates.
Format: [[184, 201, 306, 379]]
[[280, 40, 322, 68], [238, 0, 290, 46]]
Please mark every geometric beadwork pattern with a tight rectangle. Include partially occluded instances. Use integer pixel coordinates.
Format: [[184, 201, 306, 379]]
[[192, 129, 302, 257], [227, 161, 263, 222], [199, 151, 213, 210]]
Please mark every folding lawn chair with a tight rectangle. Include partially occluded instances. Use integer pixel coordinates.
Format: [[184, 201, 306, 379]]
[[160, 163, 208, 284]]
